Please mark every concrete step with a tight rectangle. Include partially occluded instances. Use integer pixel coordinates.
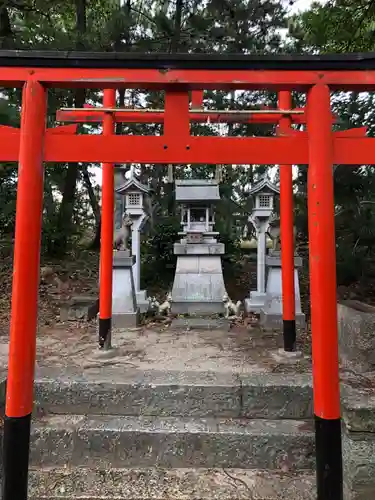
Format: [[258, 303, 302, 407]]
[[30, 415, 315, 470], [28, 467, 316, 499], [34, 368, 313, 419]]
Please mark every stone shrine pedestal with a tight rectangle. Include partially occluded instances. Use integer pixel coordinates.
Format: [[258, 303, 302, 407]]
[[171, 240, 226, 315], [260, 250, 305, 328], [112, 251, 139, 328]]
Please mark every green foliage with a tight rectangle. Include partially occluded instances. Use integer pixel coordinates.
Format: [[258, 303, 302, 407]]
[[141, 217, 180, 289], [289, 0, 375, 53], [288, 0, 375, 286], [3, 0, 375, 294]]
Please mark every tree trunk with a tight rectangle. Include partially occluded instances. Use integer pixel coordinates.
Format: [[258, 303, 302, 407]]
[[170, 0, 183, 52], [0, 6, 13, 48], [51, 0, 86, 256], [82, 166, 100, 225]]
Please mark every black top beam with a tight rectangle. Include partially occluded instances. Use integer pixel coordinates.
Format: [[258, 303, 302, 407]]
[[0, 50, 374, 71]]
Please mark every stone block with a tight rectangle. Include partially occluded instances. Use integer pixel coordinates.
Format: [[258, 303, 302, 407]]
[[240, 374, 313, 419], [198, 256, 222, 274], [260, 311, 306, 329], [174, 243, 225, 256], [29, 414, 315, 470], [340, 374, 375, 499], [34, 369, 314, 422], [136, 290, 150, 314], [342, 430, 375, 500], [338, 301, 375, 373], [60, 295, 99, 322], [113, 251, 134, 268], [112, 311, 139, 328], [171, 301, 225, 315], [175, 255, 200, 274], [266, 253, 303, 268], [34, 369, 241, 418], [245, 292, 267, 314]]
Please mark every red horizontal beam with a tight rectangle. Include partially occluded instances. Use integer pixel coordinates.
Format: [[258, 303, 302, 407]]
[[2, 68, 375, 90], [56, 108, 310, 125], [0, 128, 372, 164]]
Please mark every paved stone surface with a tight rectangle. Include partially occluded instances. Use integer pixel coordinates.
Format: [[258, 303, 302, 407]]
[[34, 368, 313, 419], [171, 317, 230, 331], [28, 467, 315, 499], [0, 325, 311, 376], [30, 415, 315, 469]]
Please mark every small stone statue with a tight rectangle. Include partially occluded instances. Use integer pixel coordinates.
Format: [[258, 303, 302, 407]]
[[267, 214, 297, 252], [267, 214, 281, 251], [158, 292, 172, 315], [223, 293, 242, 319], [114, 212, 133, 251]]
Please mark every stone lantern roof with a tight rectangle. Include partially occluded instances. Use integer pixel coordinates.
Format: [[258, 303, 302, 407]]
[[248, 176, 280, 196], [116, 174, 151, 195]]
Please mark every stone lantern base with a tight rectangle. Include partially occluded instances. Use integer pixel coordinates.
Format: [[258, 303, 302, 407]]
[[112, 251, 139, 328], [260, 250, 305, 328], [245, 292, 267, 314]]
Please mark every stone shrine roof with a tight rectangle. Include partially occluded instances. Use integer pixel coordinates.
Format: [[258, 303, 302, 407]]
[[175, 180, 220, 203]]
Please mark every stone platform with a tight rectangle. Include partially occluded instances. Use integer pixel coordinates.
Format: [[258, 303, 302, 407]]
[[0, 316, 372, 498], [0, 322, 317, 499]]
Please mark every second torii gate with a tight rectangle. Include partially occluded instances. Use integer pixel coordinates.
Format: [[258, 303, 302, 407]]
[[56, 91, 347, 354]]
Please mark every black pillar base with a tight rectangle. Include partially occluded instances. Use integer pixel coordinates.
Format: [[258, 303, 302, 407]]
[[2, 414, 31, 500], [315, 415, 343, 500], [283, 319, 296, 351], [98, 317, 111, 349]]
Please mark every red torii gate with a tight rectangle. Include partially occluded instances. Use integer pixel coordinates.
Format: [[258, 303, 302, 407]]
[[2, 50, 375, 500]]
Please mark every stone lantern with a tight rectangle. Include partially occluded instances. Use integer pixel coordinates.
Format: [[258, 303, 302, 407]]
[[116, 172, 152, 313], [245, 176, 279, 314], [171, 179, 227, 317]]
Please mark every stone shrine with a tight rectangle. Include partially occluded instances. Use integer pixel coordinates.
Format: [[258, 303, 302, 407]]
[[115, 170, 152, 313], [171, 179, 227, 316], [245, 176, 279, 314]]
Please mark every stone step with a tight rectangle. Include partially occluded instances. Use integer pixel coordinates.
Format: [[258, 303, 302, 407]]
[[28, 467, 315, 499], [34, 368, 313, 420], [30, 415, 315, 470]]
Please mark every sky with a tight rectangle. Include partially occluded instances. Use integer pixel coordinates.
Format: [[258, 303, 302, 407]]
[[289, 0, 326, 14]]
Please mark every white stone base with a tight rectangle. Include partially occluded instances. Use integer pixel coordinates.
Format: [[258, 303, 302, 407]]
[[271, 348, 303, 364], [171, 251, 227, 315], [112, 252, 139, 327], [245, 292, 267, 314], [136, 289, 150, 314], [260, 265, 305, 328]]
